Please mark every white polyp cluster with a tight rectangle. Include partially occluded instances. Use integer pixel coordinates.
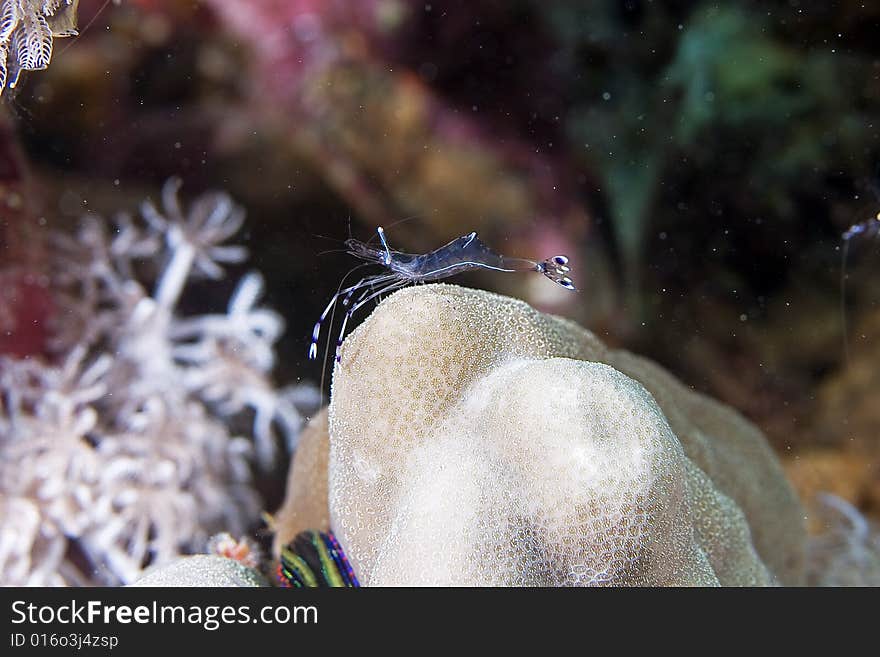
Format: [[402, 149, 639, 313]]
[[0, 179, 318, 585], [141, 177, 248, 309]]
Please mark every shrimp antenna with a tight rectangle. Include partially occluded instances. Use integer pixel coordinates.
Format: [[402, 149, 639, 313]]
[[363, 215, 424, 244], [57, 0, 114, 58], [316, 248, 351, 257]]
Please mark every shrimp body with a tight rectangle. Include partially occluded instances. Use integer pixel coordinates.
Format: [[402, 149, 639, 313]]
[[311, 227, 576, 367], [346, 230, 573, 285]]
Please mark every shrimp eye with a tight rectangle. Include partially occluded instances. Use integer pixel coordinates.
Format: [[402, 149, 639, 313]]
[[553, 255, 568, 266]]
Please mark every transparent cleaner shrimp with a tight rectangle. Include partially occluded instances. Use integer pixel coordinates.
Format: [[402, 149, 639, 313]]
[[840, 211, 880, 365], [309, 226, 576, 365]]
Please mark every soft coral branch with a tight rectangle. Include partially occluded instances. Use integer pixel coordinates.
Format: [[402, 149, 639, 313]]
[[0, 179, 316, 585]]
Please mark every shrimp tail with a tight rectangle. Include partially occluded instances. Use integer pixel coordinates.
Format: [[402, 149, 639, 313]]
[[537, 255, 576, 290]]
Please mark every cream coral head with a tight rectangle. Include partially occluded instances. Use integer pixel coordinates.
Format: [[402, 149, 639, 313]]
[[322, 283, 805, 586]]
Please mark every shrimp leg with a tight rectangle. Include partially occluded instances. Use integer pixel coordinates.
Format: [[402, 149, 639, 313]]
[[309, 273, 397, 359], [335, 279, 409, 362]]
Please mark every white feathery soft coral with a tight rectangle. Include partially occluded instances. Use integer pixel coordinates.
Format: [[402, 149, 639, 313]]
[[169, 271, 306, 466], [0, 0, 79, 93], [142, 177, 248, 308], [0, 178, 314, 585]]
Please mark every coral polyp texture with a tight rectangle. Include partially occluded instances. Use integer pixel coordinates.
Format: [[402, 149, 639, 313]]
[[0, 0, 79, 92], [0, 179, 313, 586], [286, 284, 807, 585]]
